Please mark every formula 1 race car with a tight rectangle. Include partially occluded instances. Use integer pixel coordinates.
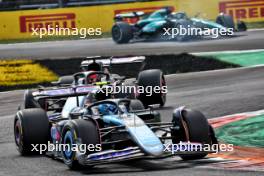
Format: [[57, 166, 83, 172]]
[[14, 88, 218, 170], [111, 7, 247, 43], [53, 56, 147, 86], [48, 56, 166, 107]]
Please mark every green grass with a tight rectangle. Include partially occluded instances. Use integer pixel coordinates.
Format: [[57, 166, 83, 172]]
[[208, 51, 264, 67], [215, 115, 264, 148], [198, 50, 264, 67]]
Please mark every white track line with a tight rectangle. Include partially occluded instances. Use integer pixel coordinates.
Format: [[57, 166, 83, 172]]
[[211, 109, 264, 120], [165, 65, 264, 78], [192, 49, 264, 56]]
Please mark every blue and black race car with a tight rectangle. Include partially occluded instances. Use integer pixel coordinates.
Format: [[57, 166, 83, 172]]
[[32, 57, 167, 108], [14, 88, 218, 170]]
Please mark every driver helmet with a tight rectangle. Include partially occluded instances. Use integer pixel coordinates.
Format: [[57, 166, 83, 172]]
[[87, 72, 99, 84], [98, 104, 117, 115]]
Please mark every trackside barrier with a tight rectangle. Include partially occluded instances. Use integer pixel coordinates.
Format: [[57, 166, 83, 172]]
[[0, 0, 263, 40]]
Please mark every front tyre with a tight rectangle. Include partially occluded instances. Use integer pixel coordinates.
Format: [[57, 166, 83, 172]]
[[137, 69, 166, 107], [171, 108, 214, 160], [112, 22, 133, 44], [14, 108, 49, 155], [61, 119, 100, 170], [237, 21, 247, 32]]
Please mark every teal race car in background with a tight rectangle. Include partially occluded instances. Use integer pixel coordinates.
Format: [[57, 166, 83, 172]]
[[112, 7, 247, 44]]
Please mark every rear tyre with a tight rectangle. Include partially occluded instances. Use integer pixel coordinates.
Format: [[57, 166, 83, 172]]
[[61, 119, 100, 170], [24, 89, 46, 109], [237, 21, 247, 32], [14, 108, 49, 155], [172, 108, 212, 160], [115, 81, 136, 99], [216, 14, 235, 29], [24, 90, 37, 109], [112, 22, 133, 44], [137, 69, 166, 107]]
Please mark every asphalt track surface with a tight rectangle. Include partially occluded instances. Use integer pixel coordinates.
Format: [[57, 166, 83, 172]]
[[0, 30, 264, 59], [0, 66, 264, 176]]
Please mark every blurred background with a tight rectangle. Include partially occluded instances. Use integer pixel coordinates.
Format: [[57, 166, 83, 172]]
[[1, 0, 263, 41]]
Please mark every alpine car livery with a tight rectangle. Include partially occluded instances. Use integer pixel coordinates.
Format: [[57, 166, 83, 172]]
[[14, 89, 218, 169]]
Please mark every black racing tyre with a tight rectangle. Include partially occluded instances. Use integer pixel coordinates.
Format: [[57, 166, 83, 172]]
[[129, 99, 145, 111], [24, 89, 37, 109], [216, 14, 235, 29], [115, 80, 137, 99], [175, 109, 211, 160], [112, 22, 133, 44], [237, 21, 247, 32], [14, 108, 49, 155], [137, 69, 166, 107], [61, 119, 100, 170], [24, 89, 45, 109], [209, 124, 218, 145], [56, 75, 74, 85]]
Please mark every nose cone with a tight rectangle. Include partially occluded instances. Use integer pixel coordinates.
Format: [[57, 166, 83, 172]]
[[128, 125, 164, 156]]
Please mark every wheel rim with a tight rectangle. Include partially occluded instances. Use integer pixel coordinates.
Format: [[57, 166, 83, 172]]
[[14, 120, 22, 146], [63, 131, 74, 160]]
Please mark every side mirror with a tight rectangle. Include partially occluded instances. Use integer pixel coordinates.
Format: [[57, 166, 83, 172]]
[[83, 114, 93, 119], [69, 107, 86, 119], [69, 111, 84, 119], [114, 75, 126, 81]]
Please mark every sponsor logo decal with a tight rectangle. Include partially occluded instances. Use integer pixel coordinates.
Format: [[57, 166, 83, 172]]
[[219, 0, 264, 20], [20, 13, 76, 33]]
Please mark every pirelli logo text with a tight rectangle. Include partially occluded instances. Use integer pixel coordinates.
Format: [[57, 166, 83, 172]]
[[19, 13, 76, 33], [219, 0, 264, 20]]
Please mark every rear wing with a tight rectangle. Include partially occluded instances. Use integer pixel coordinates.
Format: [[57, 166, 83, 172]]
[[81, 56, 145, 68], [23, 85, 101, 112], [32, 85, 100, 99], [114, 11, 145, 23]]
